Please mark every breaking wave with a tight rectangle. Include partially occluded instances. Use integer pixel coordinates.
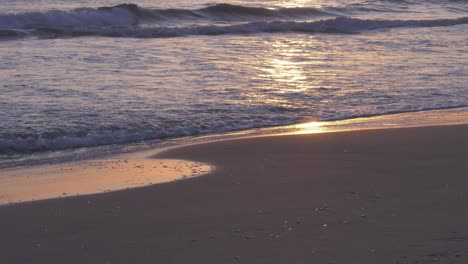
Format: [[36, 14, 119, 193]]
[[0, 3, 333, 30]]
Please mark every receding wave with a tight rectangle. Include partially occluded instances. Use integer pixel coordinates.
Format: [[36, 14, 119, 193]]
[[1, 105, 467, 154], [2, 16, 467, 39], [0, 130, 157, 153]]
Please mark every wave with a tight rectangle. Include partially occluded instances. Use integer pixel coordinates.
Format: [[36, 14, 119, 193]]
[[2, 16, 467, 39], [0, 3, 333, 30]]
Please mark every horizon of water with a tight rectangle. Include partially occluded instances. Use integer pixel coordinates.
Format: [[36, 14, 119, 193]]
[[0, 0, 467, 166]]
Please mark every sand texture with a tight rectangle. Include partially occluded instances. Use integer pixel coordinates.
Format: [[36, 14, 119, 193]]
[[1, 125, 468, 264]]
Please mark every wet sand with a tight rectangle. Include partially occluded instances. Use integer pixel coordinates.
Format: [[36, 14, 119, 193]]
[[0, 158, 211, 205], [1, 124, 468, 263]]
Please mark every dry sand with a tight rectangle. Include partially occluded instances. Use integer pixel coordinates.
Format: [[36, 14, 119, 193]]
[[1, 124, 468, 264]]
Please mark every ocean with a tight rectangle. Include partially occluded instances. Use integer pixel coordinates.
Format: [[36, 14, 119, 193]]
[[0, 0, 467, 166]]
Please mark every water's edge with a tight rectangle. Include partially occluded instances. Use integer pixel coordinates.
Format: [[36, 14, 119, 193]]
[[2, 106, 467, 170]]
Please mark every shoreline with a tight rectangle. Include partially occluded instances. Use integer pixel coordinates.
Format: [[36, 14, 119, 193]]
[[2, 107, 468, 170], [0, 107, 467, 206], [1, 124, 467, 263]]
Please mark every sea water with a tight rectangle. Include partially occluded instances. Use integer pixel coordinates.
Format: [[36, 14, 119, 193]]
[[0, 0, 467, 165]]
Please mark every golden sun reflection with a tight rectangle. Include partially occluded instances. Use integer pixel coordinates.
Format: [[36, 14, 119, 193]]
[[264, 58, 308, 90], [258, 40, 312, 92], [292, 121, 328, 134], [280, 108, 468, 136], [245, 37, 332, 111], [253, 38, 326, 96]]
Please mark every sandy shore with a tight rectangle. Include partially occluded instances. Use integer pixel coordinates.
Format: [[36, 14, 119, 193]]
[[1, 124, 468, 263]]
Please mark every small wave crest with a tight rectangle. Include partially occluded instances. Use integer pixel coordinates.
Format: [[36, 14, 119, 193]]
[[198, 3, 329, 18]]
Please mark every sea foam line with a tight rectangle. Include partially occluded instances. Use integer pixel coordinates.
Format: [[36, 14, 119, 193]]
[[1, 105, 467, 154]]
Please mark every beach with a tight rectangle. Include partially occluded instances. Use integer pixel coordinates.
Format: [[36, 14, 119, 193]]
[[1, 124, 467, 263], [1, 0, 467, 263]]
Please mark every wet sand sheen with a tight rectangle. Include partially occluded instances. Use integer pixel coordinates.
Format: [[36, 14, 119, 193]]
[[0, 158, 212, 205]]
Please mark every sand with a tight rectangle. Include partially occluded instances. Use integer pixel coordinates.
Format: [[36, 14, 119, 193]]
[[1, 124, 468, 264]]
